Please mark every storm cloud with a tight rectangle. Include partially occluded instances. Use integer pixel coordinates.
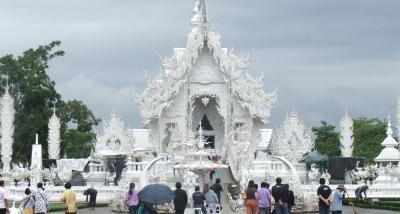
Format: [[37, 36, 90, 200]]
[[1, 0, 399, 131]]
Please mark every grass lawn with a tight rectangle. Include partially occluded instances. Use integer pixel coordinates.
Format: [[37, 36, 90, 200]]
[[344, 198, 400, 212]]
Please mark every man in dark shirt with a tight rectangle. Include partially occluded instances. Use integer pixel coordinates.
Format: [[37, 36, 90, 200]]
[[317, 178, 332, 214], [271, 177, 289, 214], [210, 178, 223, 205], [174, 182, 188, 214], [84, 187, 97, 209], [285, 184, 295, 214], [192, 186, 207, 214]]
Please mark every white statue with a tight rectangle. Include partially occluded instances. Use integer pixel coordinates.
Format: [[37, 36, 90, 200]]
[[184, 171, 198, 186], [308, 164, 320, 183], [167, 124, 181, 152], [48, 108, 61, 159], [0, 85, 15, 172], [340, 111, 354, 157], [321, 170, 331, 185]]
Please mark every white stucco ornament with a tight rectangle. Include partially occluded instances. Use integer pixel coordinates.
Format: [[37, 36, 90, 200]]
[[0, 86, 15, 172], [340, 111, 354, 157], [95, 112, 136, 156], [133, 0, 276, 123], [269, 111, 314, 163], [397, 97, 400, 140], [48, 109, 61, 159]]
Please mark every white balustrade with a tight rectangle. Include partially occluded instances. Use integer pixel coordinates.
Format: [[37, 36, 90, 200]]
[[8, 185, 118, 203]]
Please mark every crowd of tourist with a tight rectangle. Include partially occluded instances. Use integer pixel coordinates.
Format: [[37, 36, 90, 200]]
[[239, 177, 349, 214], [241, 178, 294, 214], [0, 176, 356, 214]]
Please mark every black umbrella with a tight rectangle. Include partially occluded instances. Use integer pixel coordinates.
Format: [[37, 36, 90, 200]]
[[138, 184, 175, 205]]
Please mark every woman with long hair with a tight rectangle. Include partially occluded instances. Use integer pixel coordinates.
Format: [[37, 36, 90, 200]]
[[245, 180, 258, 214], [125, 183, 139, 214]]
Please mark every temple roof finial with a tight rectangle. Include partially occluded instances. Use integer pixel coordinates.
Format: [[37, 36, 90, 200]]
[[191, 0, 208, 27], [387, 115, 393, 137]]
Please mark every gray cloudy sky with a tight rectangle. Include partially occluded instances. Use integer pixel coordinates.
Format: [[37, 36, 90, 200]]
[[1, 0, 400, 130]]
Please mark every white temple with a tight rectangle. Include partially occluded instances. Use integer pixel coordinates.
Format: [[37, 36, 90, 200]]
[[133, 0, 277, 182], [0, 86, 15, 172], [2, 0, 400, 210], [339, 111, 354, 157]]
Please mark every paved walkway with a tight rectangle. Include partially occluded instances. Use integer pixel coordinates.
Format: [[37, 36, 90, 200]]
[[52, 206, 399, 213]]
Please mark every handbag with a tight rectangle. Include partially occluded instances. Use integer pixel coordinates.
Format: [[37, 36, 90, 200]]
[[241, 191, 247, 200], [18, 197, 32, 214]]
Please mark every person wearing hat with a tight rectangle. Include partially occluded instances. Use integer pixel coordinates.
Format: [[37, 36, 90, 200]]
[[330, 184, 346, 214]]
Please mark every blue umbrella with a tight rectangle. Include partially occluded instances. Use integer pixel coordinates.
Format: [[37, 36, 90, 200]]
[[138, 184, 175, 205]]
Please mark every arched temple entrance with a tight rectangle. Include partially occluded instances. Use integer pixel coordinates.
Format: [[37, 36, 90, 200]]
[[191, 96, 224, 152]]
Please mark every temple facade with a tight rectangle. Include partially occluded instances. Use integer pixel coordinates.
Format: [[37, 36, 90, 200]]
[[134, 0, 277, 158]]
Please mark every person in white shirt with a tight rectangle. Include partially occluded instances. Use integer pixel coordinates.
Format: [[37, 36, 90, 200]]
[[0, 180, 9, 214]]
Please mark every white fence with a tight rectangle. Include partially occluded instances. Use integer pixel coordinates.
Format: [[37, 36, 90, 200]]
[[8, 185, 118, 203]]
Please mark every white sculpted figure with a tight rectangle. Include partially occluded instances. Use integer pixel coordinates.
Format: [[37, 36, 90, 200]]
[[184, 171, 198, 186], [308, 164, 320, 183], [167, 124, 182, 153], [320, 170, 331, 185]]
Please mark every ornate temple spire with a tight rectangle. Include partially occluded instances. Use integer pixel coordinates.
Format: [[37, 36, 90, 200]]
[[397, 97, 400, 139], [191, 0, 208, 28], [340, 110, 354, 157], [0, 85, 15, 172], [48, 107, 61, 159], [374, 116, 400, 162], [386, 116, 393, 137]]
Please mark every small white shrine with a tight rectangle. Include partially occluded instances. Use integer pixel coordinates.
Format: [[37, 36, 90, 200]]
[[374, 118, 400, 164]]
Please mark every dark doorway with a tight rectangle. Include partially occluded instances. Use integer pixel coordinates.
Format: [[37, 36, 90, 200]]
[[197, 115, 214, 131], [196, 115, 215, 149]]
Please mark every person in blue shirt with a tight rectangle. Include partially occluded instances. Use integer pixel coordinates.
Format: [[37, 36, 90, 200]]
[[330, 184, 346, 214]]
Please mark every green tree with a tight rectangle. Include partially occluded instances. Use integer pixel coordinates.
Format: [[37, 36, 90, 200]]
[[58, 100, 100, 158], [352, 117, 386, 163], [0, 41, 100, 162], [312, 121, 341, 157]]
